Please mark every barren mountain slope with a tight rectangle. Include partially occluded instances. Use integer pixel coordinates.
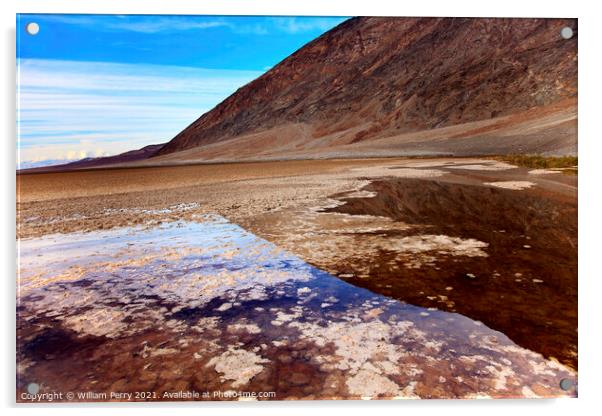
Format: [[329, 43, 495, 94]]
[[156, 17, 577, 159]]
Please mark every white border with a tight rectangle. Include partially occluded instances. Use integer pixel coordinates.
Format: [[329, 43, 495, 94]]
[[3, 1, 601, 415], [8, 0, 584, 18]]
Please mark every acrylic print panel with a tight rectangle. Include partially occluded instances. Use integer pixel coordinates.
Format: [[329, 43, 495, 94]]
[[16, 14, 578, 402]]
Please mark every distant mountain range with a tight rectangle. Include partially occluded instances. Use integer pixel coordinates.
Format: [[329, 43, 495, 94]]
[[18, 159, 75, 170], [23, 17, 577, 172]]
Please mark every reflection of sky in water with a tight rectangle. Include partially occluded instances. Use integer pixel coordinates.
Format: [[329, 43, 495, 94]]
[[17, 215, 576, 399]]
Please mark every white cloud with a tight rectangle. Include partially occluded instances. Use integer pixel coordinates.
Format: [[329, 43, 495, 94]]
[[33, 15, 231, 34], [107, 19, 230, 34], [34, 15, 347, 35], [270, 17, 346, 34], [17, 59, 262, 167]]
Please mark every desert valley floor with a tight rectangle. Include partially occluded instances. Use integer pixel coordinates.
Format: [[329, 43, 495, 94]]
[[16, 157, 577, 400]]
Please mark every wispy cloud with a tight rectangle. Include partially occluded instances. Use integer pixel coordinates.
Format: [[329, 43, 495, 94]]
[[34, 15, 346, 35], [31, 15, 230, 34], [17, 59, 262, 167], [270, 17, 346, 34], [109, 18, 230, 34]]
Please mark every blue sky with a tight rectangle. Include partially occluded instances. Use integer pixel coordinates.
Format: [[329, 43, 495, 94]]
[[16, 14, 348, 168]]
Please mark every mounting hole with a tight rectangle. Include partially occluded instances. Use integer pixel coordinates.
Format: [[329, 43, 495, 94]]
[[560, 26, 573, 40], [559, 378, 574, 391], [27, 382, 40, 394], [26, 22, 40, 36]]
